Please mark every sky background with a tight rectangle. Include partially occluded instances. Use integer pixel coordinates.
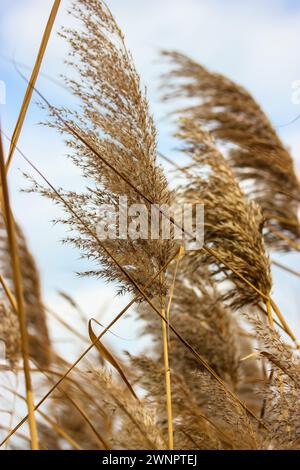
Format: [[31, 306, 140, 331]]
[[0, 0, 300, 354]]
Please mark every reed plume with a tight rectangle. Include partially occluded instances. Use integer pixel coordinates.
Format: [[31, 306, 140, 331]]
[[246, 315, 300, 448], [0, 214, 51, 366], [3, 0, 300, 452], [29, 0, 179, 449], [28, 0, 269, 448], [161, 51, 300, 250], [34, 0, 176, 298], [173, 120, 272, 309]]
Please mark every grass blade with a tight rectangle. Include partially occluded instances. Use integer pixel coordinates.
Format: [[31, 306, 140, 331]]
[[6, 0, 61, 171], [0, 132, 39, 449], [88, 319, 137, 400]]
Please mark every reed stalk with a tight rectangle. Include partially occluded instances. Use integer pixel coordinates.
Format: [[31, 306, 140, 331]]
[[0, 133, 39, 449], [6, 0, 61, 171]]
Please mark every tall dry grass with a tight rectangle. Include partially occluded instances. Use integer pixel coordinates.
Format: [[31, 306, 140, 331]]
[[1, 0, 300, 450]]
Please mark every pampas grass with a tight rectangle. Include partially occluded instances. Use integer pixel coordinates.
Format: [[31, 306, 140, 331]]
[[1, 0, 300, 451], [173, 119, 272, 309], [161, 50, 300, 251]]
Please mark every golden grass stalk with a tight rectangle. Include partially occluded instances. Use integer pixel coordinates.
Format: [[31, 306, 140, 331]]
[[270, 300, 298, 347], [205, 244, 297, 344], [266, 298, 274, 329], [0, 425, 30, 446], [159, 247, 184, 449], [47, 306, 88, 343], [0, 133, 39, 449], [0, 273, 17, 311], [160, 275, 173, 450], [5, 0, 61, 171], [272, 260, 300, 278], [165, 246, 185, 346]]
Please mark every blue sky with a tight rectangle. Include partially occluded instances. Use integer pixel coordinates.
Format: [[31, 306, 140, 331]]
[[1, 0, 300, 344]]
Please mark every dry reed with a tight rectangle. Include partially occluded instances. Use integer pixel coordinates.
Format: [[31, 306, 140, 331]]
[[161, 50, 300, 251], [1, 0, 300, 451]]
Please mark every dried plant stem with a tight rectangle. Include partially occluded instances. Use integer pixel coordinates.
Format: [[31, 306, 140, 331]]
[[257, 304, 288, 337], [46, 306, 88, 344], [5, 362, 108, 423], [264, 298, 275, 424], [166, 246, 185, 346], [160, 275, 174, 450], [266, 298, 274, 328], [6, 0, 61, 170], [272, 260, 300, 278], [0, 273, 17, 311], [269, 215, 300, 227], [270, 300, 298, 347], [158, 151, 191, 177], [266, 225, 300, 252], [0, 135, 39, 449]]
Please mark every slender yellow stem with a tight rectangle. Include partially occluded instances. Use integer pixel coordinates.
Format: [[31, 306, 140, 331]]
[[272, 259, 300, 278], [0, 273, 17, 311], [266, 225, 300, 252], [270, 299, 299, 347], [266, 298, 274, 328], [263, 298, 275, 424], [160, 277, 174, 450], [165, 246, 185, 346], [0, 135, 39, 449], [6, 0, 61, 171]]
